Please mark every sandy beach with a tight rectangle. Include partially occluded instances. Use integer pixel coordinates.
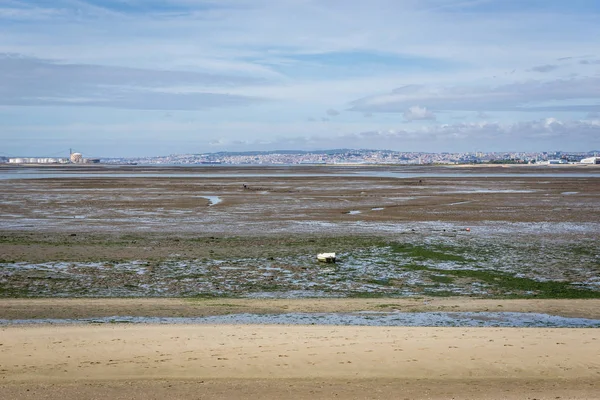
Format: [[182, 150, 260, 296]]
[[1, 324, 599, 399]]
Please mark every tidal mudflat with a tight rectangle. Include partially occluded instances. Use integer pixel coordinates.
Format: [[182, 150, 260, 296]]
[[1, 236, 598, 298], [1, 164, 599, 301]]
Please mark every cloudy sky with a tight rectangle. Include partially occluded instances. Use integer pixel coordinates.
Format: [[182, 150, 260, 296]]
[[1, 0, 600, 157]]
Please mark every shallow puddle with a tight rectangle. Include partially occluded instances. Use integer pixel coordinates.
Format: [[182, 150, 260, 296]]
[[198, 195, 222, 206], [1, 312, 599, 328]]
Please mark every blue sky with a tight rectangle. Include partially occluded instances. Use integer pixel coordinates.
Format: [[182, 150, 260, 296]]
[[1, 0, 600, 157]]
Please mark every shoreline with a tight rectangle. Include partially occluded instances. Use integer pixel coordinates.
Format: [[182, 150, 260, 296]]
[[2, 162, 599, 167], [2, 298, 600, 320]]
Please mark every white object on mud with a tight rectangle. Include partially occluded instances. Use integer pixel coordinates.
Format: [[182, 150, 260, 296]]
[[317, 252, 336, 263]]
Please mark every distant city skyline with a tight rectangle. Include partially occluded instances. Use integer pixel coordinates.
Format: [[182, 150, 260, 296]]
[[2, 148, 600, 160], [1, 0, 600, 157], [4, 148, 598, 167]]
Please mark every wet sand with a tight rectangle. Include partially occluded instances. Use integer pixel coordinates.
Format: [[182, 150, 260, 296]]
[[2, 298, 600, 320], [1, 324, 599, 399]]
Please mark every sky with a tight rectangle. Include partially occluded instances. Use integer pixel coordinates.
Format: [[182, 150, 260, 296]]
[[1, 0, 600, 157]]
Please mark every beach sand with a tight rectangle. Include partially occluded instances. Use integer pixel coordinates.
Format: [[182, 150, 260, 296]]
[[1, 324, 599, 399]]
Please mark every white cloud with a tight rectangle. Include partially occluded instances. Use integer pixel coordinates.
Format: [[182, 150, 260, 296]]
[[7, 117, 598, 156], [338, 118, 600, 145], [349, 77, 600, 113], [0, 54, 267, 109], [403, 106, 436, 121], [2, 0, 600, 154], [3, 0, 599, 72]]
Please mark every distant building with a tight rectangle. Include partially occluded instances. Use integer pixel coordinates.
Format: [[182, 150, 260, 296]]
[[70, 152, 83, 163], [8, 157, 68, 164], [580, 156, 600, 164]]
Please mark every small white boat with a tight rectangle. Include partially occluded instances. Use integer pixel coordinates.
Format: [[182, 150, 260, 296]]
[[317, 252, 336, 263]]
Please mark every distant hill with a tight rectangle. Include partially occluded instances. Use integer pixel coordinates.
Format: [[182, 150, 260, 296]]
[[195, 149, 396, 156]]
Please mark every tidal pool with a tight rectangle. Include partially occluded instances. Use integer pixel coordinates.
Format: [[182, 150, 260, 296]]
[[199, 195, 222, 206], [2, 312, 599, 327]]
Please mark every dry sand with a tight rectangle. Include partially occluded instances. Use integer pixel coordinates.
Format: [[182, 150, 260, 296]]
[[1, 324, 599, 399]]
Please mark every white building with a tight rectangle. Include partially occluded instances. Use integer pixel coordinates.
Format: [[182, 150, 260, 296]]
[[70, 152, 83, 163], [539, 159, 568, 165], [580, 156, 600, 164], [8, 157, 68, 164]]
